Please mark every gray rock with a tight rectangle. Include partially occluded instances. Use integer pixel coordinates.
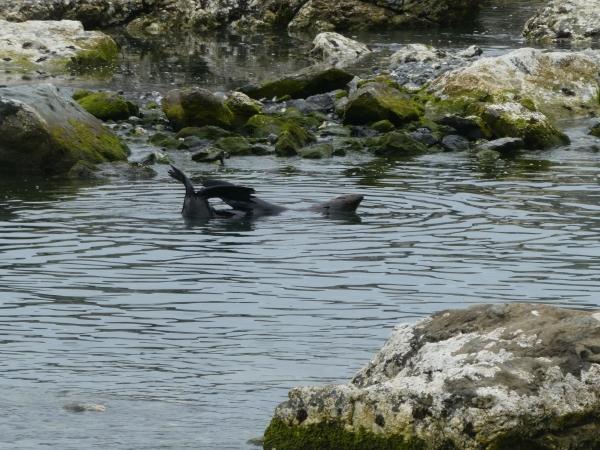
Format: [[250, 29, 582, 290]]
[[264, 303, 600, 450], [390, 43, 446, 64], [0, 84, 128, 174], [408, 128, 438, 147], [310, 32, 371, 68], [456, 45, 482, 59], [441, 134, 469, 151], [436, 114, 484, 140], [476, 137, 525, 154], [524, 0, 600, 43]]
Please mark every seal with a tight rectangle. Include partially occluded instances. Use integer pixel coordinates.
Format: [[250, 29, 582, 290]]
[[169, 166, 364, 219]]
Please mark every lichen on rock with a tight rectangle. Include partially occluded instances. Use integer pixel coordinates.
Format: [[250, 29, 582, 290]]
[[264, 303, 600, 450]]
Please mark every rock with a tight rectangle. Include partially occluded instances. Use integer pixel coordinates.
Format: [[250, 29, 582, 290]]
[[436, 114, 486, 140], [162, 88, 234, 131], [369, 131, 428, 157], [142, 151, 170, 165], [309, 32, 371, 68], [0, 0, 153, 28], [74, 90, 139, 122], [0, 84, 128, 174], [430, 47, 600, 121], [476, 137, 525, 155], [275, 122, 316, 156], [63, 402, 106, 413], [481, 102, 569, 149], [390, 44, 446, 64], [281, 94, 336, 115], [148, 132, 179, 149], [214, 136, 253, 156], [589, 121, 600, 138], [0, 20, 119, 80], [456, 45, 483, 59], [523, 0, 600, 43], [297, 143, 334, 159], [343, 82, 422, 126], [264, 303, 600, 450], [441, 134, 469, 151], [239, 67, 354, 100], [371, 119, 395, 133], [224, 91, 262, 126], [288, 0, 480, 33], [191, 148, 227, 163], [175, 125, 233, 140], [476, 147, 501, 164], [408, 128, 438, 147]]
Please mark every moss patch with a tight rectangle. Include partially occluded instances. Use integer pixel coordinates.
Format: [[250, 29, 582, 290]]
[[75, 91, 139, 121], [368, 131, 428, 157], [162, 88, 234, 131], [263, 419, 426, 450], [275, 123, 316, 156]]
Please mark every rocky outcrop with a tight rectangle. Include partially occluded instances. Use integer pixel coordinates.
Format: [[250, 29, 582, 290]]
[[240, 67, 354, 100], [0, 20, 119, 81], [0, 84, 128, 174], [523, 0, 600, 43], [264, 303, 600, 450], [0, 0, 156, 28], [429, 48, 600, 121], [309, 32, 371, 68]]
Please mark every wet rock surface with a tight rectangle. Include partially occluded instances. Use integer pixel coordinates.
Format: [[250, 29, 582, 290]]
[[310, 32, 371, 68], [523, 0, 600, 43], [0, 84, 128, 174], [264, 303, 600, 450]]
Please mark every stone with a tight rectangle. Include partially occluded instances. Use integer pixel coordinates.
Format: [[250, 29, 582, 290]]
[[343, 82, 422, 126], [0, 84, 128, 174], [162, 87, 234, 131], [371, 119, 395, 133], [408, 128, 438, 147], [0, 20, 119, 80], [390, 44, 446, 64], [224, 91, 262, 126], [191, 148, 227, 163], [175, 125, 233, 140], [309, 32, 371, 68], [264, 303, 600, 450], [148, 132, 179, 149], [590, 121, 600, 138], [274, 122, 316, 156], [436, 114, 486, 140], [524, 0, 600, 43], [74, 90, 139, 122], [297, 143, 334, 159], [441, 134, 469, 151], [239, 67, 354, 100], [456, 45, 483, 59], [481, 102, 569, 149], [369, 131, 428, 157], [214, 136, 254, 156], [430, 47, 600, 121], [476, 137, 525, 155]]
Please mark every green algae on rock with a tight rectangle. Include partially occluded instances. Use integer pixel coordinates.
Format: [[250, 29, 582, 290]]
[[175, 126, 234, 140], [590, 122, 600, 138], [0, 84, 128, 174], [297, 143, 334, 159], [343, 82, 422, 127], [263, 303, 600, 450], [368, 131, 429, 157], [74, 90, 139, 121], [224, 91, 263, 126], [215, 136, 254, 156], [0, 20, 119, 80], [275, 122, 316, 156], [162, 88, 235, 131], [240, 67, 354, 100], [148, 132, 180, 149]]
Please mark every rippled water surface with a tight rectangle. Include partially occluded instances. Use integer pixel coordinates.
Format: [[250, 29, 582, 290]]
[[2, 1, 600, 448]]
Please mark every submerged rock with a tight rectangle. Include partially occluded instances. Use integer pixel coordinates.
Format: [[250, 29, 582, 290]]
[[297, 143, 334, 159], [476, 137, 525, 155], [309, 32, 371, 68], [591, 121, 600, 138], [390, 44, 446, 64], [0, 84, 128, 174], [523, 0, 600, 43], [240, 67, 354, 100], [430, 48, 600, 121], [74, 90, 139, 121], [0, 20, 119, 80], [264, 303, 600, 450]]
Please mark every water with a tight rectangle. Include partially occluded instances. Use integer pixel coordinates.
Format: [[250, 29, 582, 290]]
[[2, 1, 600, 448]]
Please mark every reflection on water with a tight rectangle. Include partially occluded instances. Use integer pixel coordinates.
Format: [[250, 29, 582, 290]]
[[1, 147, 600, 449]]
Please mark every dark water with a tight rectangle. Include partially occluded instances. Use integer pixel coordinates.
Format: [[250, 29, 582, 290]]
[[2, 1, 600, 449]]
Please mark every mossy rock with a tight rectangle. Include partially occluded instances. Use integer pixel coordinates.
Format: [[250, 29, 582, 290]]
[[343, 82, 422, 127], [162, 88, 234, 131], [372, 119, 396, 133], [240, 67, 354, 100], [245, 114, 286, 138], [298, 143, 334, 159], [175, 126, 234, 140], [74, 90, 139, 121], [275, 123, 316, 156], [191, 148, 227, 163], [368, 131, 428, 157], [590, 122, 600, 138], [67, 36, 119, 75], [215, 136, 253, 156], [0, 84, 128, 174], [263, 419, 427, 450], [481, 103, 569, 149], [148, 132, 179, 149], [225, 91, 262, 126]]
